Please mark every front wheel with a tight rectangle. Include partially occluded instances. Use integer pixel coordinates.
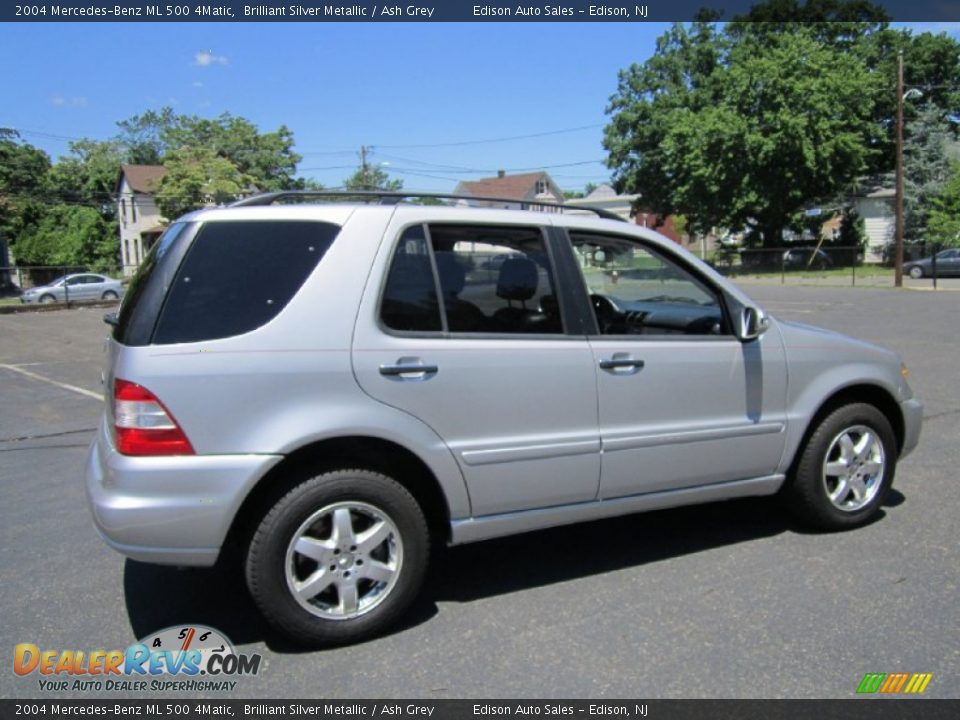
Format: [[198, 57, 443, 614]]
[[784, 403, 897, 530], [102, 290, 119, 300], [246, 469, 430, 646], [908, 266, 924, 279], [39, 294, 56, 304]]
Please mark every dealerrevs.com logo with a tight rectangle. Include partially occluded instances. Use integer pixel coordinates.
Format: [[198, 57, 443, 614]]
[[13, 625, 262, 692]]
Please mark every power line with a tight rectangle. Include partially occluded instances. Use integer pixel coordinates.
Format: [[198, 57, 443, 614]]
[[376, 124, 603, 149]]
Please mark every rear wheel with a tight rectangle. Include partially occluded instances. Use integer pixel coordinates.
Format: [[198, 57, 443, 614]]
[[102, 290, 119, 300], [784, 403, 897, 530], [246, 468, 429, 646]]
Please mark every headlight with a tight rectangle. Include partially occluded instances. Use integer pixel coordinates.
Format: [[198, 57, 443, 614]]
[[900, 363, 910, 380]]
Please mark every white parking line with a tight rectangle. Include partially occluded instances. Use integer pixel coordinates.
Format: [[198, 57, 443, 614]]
[[0, 363, 103, 402]]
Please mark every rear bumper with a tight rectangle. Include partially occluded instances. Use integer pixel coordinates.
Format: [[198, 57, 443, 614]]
[[85, 420, 282, 566], [899, 397, 923, 459]]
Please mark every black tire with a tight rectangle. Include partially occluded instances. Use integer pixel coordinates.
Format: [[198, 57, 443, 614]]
[[908, 266, 924, 280], [245, 468, 430, 646], [783, 403, 897, 530], [39, 294, 56, 304], [102, 290, 118, 300]]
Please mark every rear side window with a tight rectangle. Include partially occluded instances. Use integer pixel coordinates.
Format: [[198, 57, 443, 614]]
[[152, 220, 338, 344]]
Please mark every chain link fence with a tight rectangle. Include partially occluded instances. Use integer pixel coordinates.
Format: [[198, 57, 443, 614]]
[[708, 244, 957, 288]]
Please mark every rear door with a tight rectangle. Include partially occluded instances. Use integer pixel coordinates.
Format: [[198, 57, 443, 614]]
[[352, 217, 600, 517]]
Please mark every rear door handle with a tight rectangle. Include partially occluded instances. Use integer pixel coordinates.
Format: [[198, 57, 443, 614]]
[[379, 358, 438, 378], [599, 354, 645, 372]]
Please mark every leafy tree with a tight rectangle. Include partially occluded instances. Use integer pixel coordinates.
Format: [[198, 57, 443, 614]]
[[606, 27, 878, 246], [343, 165, 402, 192], [14, 205, 114, 270], [49, 139, 124, 216], [116, 107, 176, 165], [0, 129, 51, 255], [926, 162, 960, 248], [903, 105, 954, 241], [155, 146, 252, 219], [162, 113, 300, 191]]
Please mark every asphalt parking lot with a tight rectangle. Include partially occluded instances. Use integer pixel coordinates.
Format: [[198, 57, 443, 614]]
[[1, 285, 958, 699]]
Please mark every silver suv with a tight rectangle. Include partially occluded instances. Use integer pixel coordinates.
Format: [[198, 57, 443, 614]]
[[86, 192, 922, 646]]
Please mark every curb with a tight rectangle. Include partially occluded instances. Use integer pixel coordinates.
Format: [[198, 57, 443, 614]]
[[0, 300, 120, 315]]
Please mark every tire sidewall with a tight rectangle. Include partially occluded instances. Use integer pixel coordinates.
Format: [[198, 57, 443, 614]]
[[794, 403, 897, 529], [246, 470, 429, 645]]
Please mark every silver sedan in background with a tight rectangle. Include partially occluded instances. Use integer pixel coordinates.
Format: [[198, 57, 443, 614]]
[[20, 273, 123, 304]]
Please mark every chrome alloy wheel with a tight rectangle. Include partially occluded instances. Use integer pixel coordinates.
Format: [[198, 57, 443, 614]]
[[284, 501, 403, 620], [822, 425, 886, 512]]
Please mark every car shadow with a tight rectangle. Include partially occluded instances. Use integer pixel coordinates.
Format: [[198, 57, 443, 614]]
[[123, 491, 906, 653]]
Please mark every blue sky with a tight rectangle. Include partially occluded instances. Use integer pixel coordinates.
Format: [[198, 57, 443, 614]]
[[2, 21, 957, 193]]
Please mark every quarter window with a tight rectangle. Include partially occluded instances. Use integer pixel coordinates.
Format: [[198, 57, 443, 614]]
[[152, 220, 338, 344], [570, 232, 728, 337]]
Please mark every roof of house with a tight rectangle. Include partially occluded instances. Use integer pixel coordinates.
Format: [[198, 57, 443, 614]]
[[456, 172, 555, 201], [120, 164, 167, 194]]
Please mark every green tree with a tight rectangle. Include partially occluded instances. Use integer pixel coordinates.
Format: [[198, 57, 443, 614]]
[[606, 27, 878, 246], [903, 105, 954, 241], [162, 113, 300, 191], [14, 205, 114, 270], [49, 139, 124, 215], [155, 146, 252, 219], [926, 162, 960, 247], [116, 107, 176, 165], [343, 164, 403, 192], [0, 129, 51, 253]]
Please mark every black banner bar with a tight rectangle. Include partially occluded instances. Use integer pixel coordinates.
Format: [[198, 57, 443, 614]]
[[3, 0, 960, 23], [2, 700, 960, 720]]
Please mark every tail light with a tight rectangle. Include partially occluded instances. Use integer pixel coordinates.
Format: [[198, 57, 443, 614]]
[[113, 379, 195, 456]]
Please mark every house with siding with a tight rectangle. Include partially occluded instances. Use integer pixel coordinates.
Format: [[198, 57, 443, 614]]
[[853, 186, 894, 262], [117, 164, 167, 275], [454, 171, 565, 211]]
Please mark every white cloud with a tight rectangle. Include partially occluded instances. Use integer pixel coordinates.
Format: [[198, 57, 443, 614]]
[[194, 51, 228, 67], [50, 96, 88, 107], [192, 81, 204, 88]]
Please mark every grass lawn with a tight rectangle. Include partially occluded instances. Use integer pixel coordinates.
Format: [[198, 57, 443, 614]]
[[722, 264, 894, 280]]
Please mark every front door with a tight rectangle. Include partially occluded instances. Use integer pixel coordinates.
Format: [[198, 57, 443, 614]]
[[565, 230, 788, 499]]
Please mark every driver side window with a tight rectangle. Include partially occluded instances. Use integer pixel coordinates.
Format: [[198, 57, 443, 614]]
[[569, 232, 729, 337]]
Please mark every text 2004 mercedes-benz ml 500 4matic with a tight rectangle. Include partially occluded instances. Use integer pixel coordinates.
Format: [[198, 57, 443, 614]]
[[85, 191, 922, 646]]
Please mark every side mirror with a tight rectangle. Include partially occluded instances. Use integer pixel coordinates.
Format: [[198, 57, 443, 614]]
[[738, 306, 769, 342]]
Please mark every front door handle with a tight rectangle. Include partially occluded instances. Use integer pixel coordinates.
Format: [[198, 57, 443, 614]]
[[599, 354, 645, 372], [379, 357, 439, 379]]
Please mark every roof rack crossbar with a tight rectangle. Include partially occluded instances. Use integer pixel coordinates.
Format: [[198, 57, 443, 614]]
[[228, 190, 626, 222]]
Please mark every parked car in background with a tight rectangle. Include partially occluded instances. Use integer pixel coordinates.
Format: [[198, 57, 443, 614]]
[[782, 247, 833, 270], [903, 248, 960, 279], [20, 273, 123, 304]]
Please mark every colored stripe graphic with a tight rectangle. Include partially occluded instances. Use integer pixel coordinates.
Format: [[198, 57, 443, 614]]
[[857, 672, 932, 694], [857, 673, 886, 693], [903, 673, 933, 694], [880, 672, 909, 693]]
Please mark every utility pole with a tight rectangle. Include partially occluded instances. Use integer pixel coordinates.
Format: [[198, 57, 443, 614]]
[[359, 145, 369, 190], [895, 50, 905, 288]]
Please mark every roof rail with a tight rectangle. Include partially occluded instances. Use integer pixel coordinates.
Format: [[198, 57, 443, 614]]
[[228, 190, 626, 222]]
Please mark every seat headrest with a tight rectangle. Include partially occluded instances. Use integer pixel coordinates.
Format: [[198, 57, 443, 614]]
[[497, 257, 538, 302], [434, 252, 466, 297]]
